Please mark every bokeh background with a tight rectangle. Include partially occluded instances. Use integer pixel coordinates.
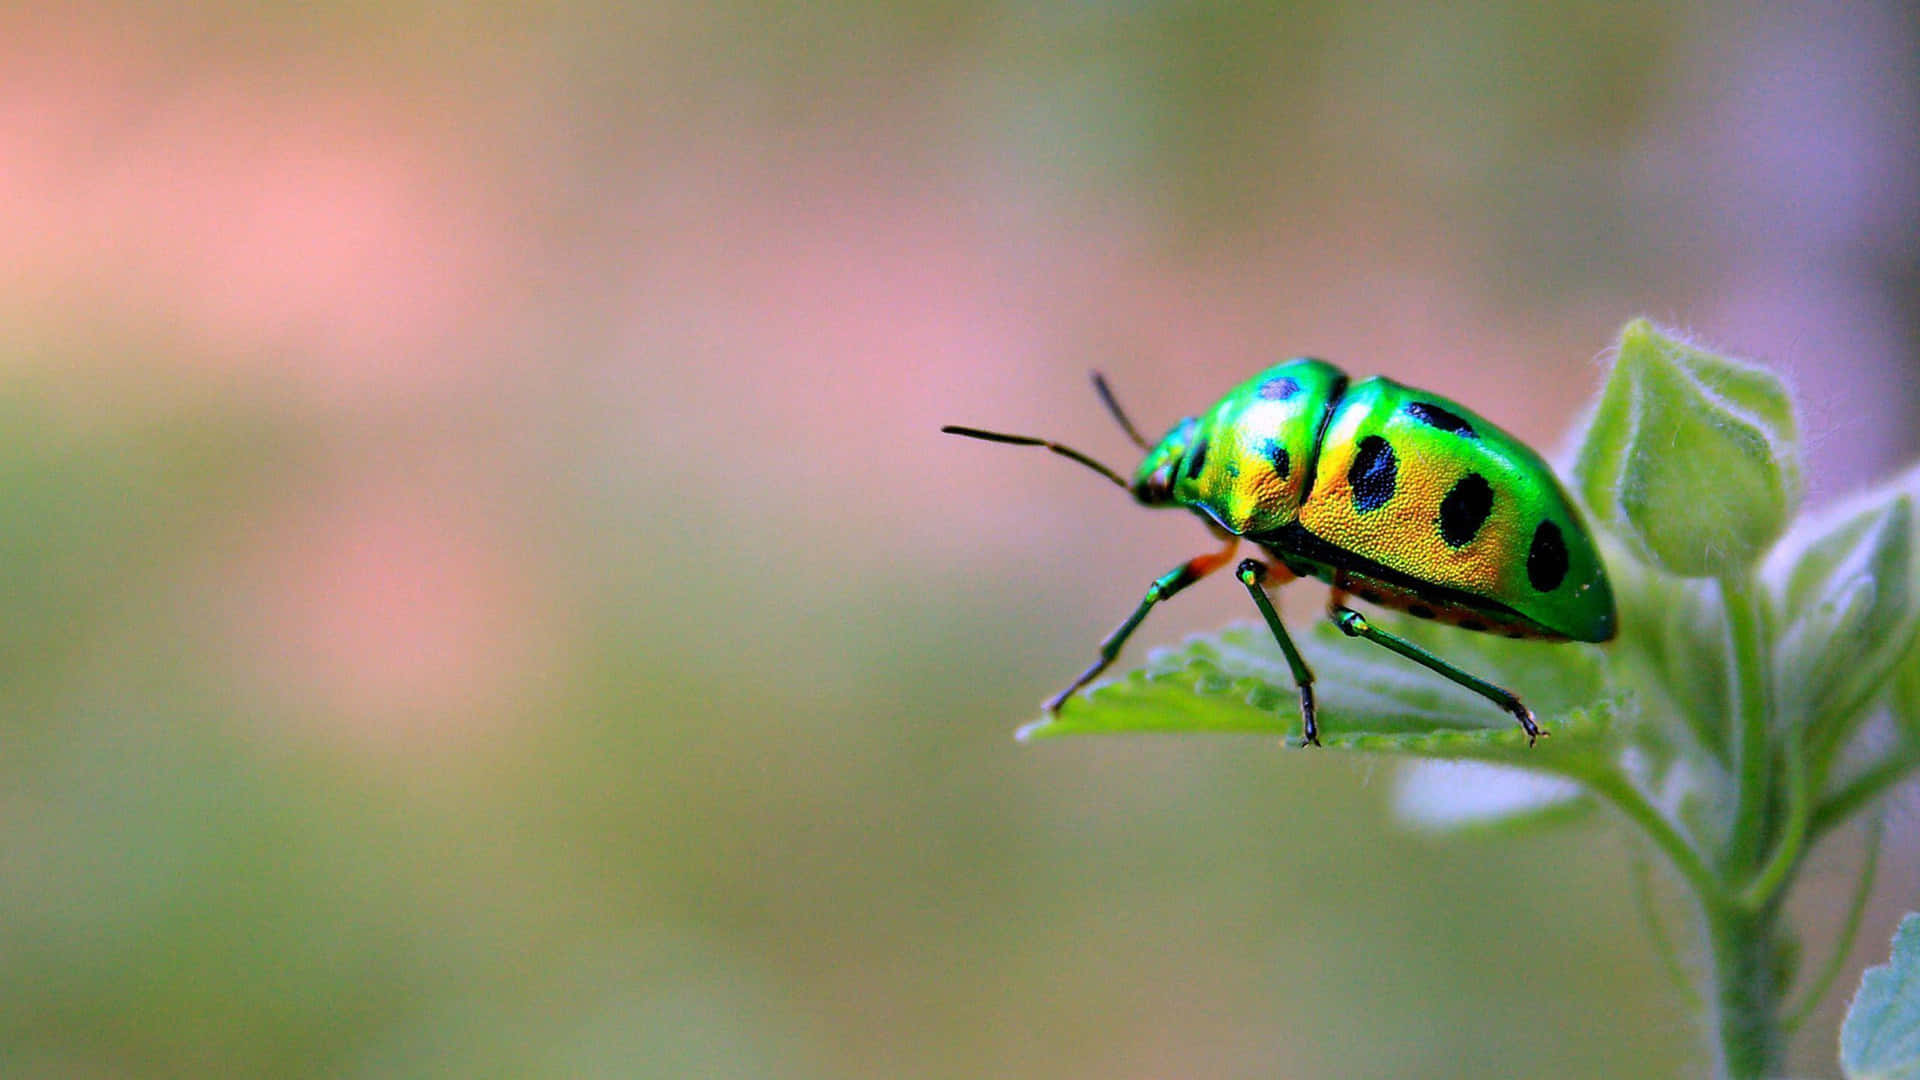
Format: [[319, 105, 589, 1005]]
[[3, 2, 1917, 1077]]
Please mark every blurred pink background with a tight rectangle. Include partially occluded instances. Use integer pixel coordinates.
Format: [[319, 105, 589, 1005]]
[[0, 2, 1914, 1076]]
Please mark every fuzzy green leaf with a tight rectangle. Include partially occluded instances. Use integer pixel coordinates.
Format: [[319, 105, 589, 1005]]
[[1769, 468, 1920, 742], [1841, 913, 1920, 1080], [1020, 620, 1624, 766], [1574, 319, 1801, 578]]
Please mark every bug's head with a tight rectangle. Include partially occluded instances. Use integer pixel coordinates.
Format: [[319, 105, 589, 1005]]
[[1130, 417, 1199, 506]]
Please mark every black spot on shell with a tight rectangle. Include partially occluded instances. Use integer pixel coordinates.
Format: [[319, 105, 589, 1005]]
[[1458, 618, 1489, 633], [1438, 473, 1494, 548], [1404, 401, 1478, 438], [1357, 588, 1383, 604], [1348, 435, 1397, 512], [1184, 438, 1208, 480], [1259, 376, 1301, 401], [1407, 604, 1436, 620], [1528, 521, 1570, 592], [1263, 439, 1291, 479]]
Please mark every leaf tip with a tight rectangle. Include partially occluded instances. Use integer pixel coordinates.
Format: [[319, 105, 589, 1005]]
[[1618, 315, 1661, 352], [1014, 716, 1054, 743]]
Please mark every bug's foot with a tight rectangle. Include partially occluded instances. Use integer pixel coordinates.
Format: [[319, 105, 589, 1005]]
[[1511, 704, 1545, 747], [1299, 714, 1322, 748]]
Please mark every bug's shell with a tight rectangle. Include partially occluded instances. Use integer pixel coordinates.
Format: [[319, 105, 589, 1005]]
[[1293, 376, 1613, 643], [1160, 359, 1615, 644]]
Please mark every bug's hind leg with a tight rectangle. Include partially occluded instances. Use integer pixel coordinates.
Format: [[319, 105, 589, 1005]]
[[1045, 535, 1239, 713], [1326, 593, 1544, 746], [1235, 559, 1320, 747]]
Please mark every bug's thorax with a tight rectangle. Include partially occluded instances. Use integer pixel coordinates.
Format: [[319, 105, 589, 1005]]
[[1131, 359, 1350, 534]]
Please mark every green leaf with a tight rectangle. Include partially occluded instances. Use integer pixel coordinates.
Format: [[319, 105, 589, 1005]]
[[1020, 620, 1624, 767], [1841, 913, 1920, 1080], [1573, 319, 1801, 578], [1769, 466, 1920, 743]]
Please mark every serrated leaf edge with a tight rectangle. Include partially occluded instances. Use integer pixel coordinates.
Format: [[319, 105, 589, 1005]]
[[1841, 913, 1920, 1078]]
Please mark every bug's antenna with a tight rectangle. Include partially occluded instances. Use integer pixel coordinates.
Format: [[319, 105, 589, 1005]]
[[940, 425, 1130, 491], [1091, 371, 1151, 450]]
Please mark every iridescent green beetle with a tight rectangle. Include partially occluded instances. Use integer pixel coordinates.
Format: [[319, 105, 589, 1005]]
[[944, 359, 1615, 746]]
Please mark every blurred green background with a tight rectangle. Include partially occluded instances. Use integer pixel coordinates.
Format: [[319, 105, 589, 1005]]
[[2, 2, 1916, 1077]]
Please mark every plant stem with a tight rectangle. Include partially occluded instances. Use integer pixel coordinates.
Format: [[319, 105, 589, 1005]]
[[1704, 897, 1786, 1080], [1721, 577, 1771, 872], [1703, 576, 1790, 1078], [1739, 730, 1807, 911]]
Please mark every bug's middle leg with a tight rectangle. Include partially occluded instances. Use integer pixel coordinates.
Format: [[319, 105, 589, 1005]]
[[1234, 559, 1320, 747], [1326, 590, 1544, 746], [1045, 533, 1239, 712]]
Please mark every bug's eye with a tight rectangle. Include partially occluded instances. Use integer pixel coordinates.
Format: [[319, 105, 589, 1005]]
[[1143, 465, 1174, 501]]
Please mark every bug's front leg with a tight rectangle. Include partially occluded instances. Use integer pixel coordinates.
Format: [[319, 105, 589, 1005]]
[[1326, 593, 1544, 746], [1046, 536, 1239, 713], [1235, 559, 1320, 747]]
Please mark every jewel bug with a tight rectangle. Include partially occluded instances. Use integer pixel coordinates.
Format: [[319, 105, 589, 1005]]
[[944, 359, 1615, 746]]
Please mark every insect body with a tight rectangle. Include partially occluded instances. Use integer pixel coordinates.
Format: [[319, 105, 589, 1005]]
[[944, 359, 1615, 746]]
